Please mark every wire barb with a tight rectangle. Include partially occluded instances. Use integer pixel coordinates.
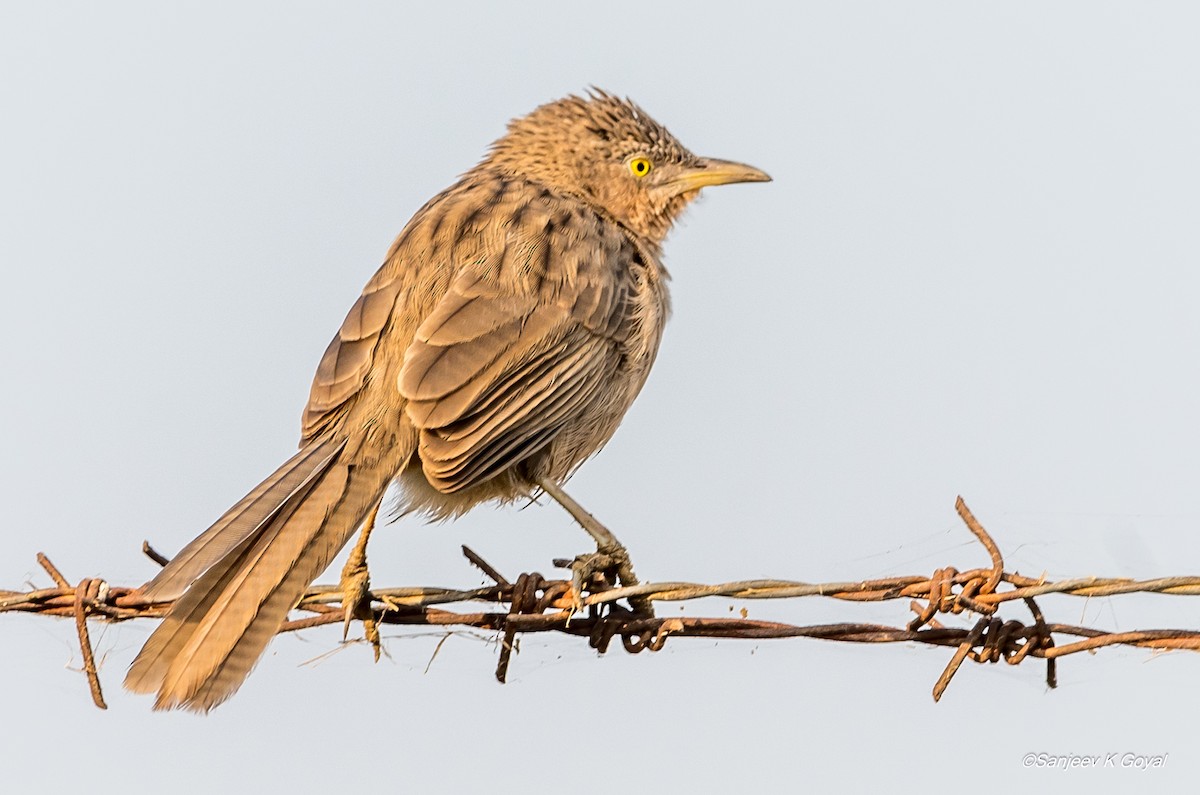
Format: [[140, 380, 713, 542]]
[[72, 576, 109, 709]]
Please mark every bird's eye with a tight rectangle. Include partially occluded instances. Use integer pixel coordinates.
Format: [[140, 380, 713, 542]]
[[629, 157, 653, 178]]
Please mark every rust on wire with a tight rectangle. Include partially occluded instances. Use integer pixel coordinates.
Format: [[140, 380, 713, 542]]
[[4, 497, 1200, 710]]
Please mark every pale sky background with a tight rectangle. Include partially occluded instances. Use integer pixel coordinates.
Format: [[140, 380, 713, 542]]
[[3, 2, 1199, 790]]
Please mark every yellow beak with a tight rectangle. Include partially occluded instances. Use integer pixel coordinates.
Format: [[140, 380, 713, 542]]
[[660, 157, 772, 195]]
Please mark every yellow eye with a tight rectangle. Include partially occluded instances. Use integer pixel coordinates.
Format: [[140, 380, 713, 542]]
[[629, 157, 653, 178]]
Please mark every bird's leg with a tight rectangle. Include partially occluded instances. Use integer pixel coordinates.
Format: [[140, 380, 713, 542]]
[[339, 500, 382, 661], [534, 476, 651, 615]]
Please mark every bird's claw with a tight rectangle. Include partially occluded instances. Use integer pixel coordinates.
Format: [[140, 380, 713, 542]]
[[564, 549, 617, 613], [338, 513, 383, 661], [338, 558, 382, 659], [559, 544, 654, 618]]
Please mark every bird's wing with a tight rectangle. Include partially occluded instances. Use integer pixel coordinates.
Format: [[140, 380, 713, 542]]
[[399, 210, 632, 493], [302, 267, 404, 440]]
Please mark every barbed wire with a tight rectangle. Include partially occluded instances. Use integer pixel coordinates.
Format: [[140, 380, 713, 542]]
[[4, 497, 1200, 710]]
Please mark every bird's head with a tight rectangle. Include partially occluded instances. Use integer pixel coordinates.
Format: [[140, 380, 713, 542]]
[[482, 89, 770, 245]]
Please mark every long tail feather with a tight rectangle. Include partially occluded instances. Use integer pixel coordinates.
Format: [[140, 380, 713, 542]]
[[125, 433, 401, 711], [140, 437, 346, 601]]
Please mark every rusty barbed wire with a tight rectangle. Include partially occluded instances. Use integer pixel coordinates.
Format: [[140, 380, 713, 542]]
[[4, 497, 1200, 710]]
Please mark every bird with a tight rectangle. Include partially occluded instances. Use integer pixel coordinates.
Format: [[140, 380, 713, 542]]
[[124, 89, 770, 711]]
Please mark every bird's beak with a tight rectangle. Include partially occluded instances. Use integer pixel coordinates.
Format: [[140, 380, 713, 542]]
[[658, 157, 772, 196]]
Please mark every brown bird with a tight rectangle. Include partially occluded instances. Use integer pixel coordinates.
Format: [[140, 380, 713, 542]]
[[124, 89, 770, 711]]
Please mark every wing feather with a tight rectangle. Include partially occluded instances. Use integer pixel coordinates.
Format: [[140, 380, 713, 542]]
[[398, 211, 632, 494], [302, 273, 403, 439]]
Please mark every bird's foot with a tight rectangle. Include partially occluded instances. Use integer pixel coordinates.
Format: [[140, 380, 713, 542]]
[[339, 504, 382, 661], [565, 548, 622, 614], [535, 476, 653, 615], [557, 543, 654, 617]]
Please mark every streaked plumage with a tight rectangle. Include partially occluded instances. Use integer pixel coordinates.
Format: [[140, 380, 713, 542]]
[[125, 90, 769, 711]]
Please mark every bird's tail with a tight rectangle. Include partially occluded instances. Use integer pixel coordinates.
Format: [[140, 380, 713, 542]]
[[125, 433, 401, 712]]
